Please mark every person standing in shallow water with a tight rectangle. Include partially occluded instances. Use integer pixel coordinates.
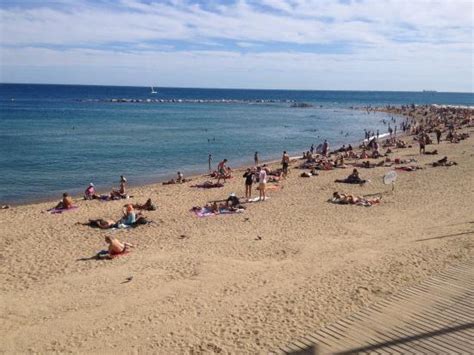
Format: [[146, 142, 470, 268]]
[[208, 154, 212, 172], [254, 152, 259, 166]]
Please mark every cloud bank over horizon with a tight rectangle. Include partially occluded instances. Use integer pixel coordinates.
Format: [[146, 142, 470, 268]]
[[0, 0, 472, 92]]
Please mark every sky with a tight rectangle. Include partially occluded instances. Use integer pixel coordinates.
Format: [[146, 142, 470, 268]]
[[0, 0, 472, 92]]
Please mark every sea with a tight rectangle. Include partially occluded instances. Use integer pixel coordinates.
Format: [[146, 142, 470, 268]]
[[1, 83, 473, 204]]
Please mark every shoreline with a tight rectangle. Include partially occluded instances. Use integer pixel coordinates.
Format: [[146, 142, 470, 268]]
[[2, 109, 393, 207]]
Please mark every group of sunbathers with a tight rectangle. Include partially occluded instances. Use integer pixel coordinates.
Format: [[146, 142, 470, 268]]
[[163, 171, 191, 185], [84, 175, 130, 201]]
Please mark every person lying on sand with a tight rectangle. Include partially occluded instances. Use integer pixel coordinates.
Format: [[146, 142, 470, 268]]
[[335, 169, 367, 184], [191, 181, 224, 188], [85, 205, 148, 229], [54, 192, 74, 209], [432, 156, 458, 167], [131, 198, 156, 211], [330, 192, 381, 206], [395, 166, 423, 172], [162, 178, 176, 185]]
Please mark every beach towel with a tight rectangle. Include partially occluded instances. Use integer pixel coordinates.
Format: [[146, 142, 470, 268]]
[[191, 183, 224, 189], [192, 207, 244, 217], [247, 196, 270, 202], [48, 206, 78, 214], [97, 249, 130, 259], [395, 166, 422, 172]]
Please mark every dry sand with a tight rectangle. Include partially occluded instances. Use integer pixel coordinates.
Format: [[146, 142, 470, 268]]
[[1, 126, 473, 353]]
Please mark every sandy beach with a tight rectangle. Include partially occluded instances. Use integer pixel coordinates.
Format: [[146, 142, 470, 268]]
[[1, 108, 473, 353]]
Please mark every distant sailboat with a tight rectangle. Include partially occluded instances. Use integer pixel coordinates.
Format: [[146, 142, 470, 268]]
[[150, 86, 157, 94]]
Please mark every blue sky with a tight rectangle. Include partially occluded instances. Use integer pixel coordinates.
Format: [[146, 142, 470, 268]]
[[0, 0, 472, 91]]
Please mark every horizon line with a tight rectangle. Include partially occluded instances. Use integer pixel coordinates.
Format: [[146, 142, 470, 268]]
[[1, 81, 473, 95]]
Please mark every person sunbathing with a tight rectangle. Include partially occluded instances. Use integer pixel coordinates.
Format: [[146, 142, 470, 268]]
[[118, 204, 137, 226], [87, 218, 116, 229], [192, 180, 224, 188], [84, 183, 100, 200], [331, 192, 380, 206], [162, 178, 176, 185], [335, 169, 367, 184], [102, 236, 134, 258], [131, 198, 156, 211], [110, 176, 128, 199], [54, 193, 74, 209], [432, 156, 457, 167]]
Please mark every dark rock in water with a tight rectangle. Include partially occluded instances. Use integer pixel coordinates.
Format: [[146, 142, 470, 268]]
[[290, 102, 313, 108]]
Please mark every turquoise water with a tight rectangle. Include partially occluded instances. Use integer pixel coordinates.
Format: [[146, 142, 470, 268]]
[[1, 84, 472, 204]]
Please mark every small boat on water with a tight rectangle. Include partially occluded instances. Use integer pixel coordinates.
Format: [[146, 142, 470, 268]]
[[150, 86, 157, 94]]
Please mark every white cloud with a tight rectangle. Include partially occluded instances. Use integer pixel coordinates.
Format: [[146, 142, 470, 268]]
[[0, 0, 472, 91]]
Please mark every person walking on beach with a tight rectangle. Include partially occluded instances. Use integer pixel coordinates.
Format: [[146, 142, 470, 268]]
[[254, 151, 259, 166], [435, 128, 442, 144], [419, 133, 426, 154], [257, 166, 267, 201], [217, 158, 228, 184], [208, 154, 212, 172], [243, 168, 254, 200], [310, 144, 314, 155], [281, 151, 290, 178]]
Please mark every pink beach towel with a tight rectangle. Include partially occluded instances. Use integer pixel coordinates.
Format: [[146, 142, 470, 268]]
[[48, 206, 79, 214]]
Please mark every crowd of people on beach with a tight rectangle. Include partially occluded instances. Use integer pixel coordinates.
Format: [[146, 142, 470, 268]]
[[37, 104, 472, 259]]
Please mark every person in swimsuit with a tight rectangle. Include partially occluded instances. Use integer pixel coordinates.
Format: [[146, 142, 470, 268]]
[[257, 166, 267, 201], [104, 236, 134, 256], [131, 198, 156, 211], [54, 192, 74, 209], [435, 128, 442, 144], [84, 183, 99, 200], [254, 152, 259, 166], [419, 134, 426, 154], [243, 168, 254, 199], [110, 175, 128, 199], [217, 159, 228, 184], [281, 151, 290, 179], [119, 204, 136, 226]]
